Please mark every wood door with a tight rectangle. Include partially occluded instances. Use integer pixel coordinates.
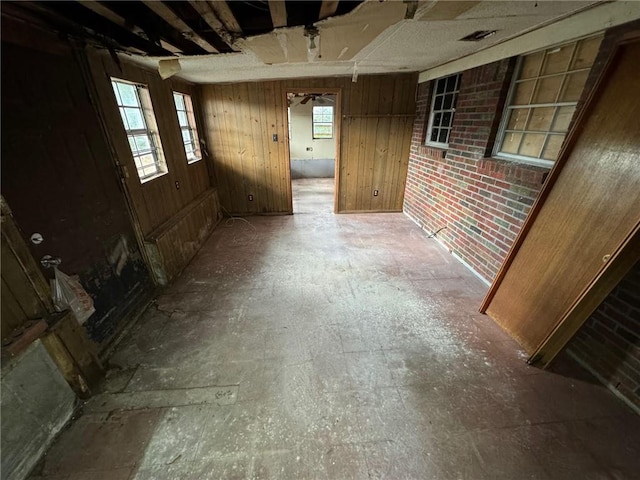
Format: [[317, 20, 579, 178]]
[[482, 40, 640, 354]]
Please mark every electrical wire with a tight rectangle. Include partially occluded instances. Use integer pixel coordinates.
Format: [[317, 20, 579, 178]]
[[426, 226, 447, 238]]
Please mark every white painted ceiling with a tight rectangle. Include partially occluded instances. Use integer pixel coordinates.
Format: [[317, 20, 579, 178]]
[[124, 0, 604, 84]]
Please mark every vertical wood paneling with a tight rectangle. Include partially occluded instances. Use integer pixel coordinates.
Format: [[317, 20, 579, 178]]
[[86, 51, 214, 236], [199, 73, 417, 215]]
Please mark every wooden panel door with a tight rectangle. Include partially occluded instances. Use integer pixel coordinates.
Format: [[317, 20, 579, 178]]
[[483, 40, 640, 354]]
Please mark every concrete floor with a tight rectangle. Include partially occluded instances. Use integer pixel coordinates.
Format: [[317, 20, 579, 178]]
[[31, 178, 639, 479]]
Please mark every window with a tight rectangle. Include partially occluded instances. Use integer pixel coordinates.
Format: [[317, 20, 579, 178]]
[[173, 92, 202, 163], [495, 35, 603, 165], [426, 74, 461, 148], [312, 106, 333, 139], [111, 79, 166, 182]]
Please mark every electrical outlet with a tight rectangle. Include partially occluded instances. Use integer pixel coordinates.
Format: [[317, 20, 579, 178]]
[[306, 147, 313, 151], [175, 181, 180, 190], [248, 194, 254, 201], [373, 190, 379, 196], [272, 133, 278, 142]]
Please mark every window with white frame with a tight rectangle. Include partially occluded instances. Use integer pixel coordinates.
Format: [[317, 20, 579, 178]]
[[495, 35, 603, 165], [111, 79, 167, 182], [425, 74, 461, 148], [173, 92, 202, 163], [312, 106, 333, 139]]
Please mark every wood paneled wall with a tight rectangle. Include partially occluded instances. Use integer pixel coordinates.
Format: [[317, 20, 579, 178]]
[[1, 20, 152, 347], [86, 51, 213, 236], [199, 74, 417, 214]]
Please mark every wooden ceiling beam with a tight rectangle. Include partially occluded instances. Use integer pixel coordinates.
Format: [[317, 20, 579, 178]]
[[81, 1, 183, 54], [319, 0, 339, 20], [98, 2, 207, 56], [34, 1, 173, 56], [269, 1, 288, 28], [207, 0, 242, 34], [163, 2, 235, 53], [188, 0, 236, 45], [142, 1, 218, 54]]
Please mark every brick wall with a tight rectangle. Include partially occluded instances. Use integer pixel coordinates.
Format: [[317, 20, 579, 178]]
[[567, 263, 640, 411], [403, 58, 548, 282], [403, 19, 640, 410]]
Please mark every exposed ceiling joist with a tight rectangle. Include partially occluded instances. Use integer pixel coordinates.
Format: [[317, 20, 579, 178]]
[[99, 1, 207, 56], [38, 1, 173, 56], [208, 0, 242, 34], [188, 0, 236, 45], [142, 0, 219, 53], [319, 0, 339, 20], [269, 1, 288, 29], [162, 2, 235, 53]]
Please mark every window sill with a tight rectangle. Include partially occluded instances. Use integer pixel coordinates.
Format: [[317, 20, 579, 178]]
[[492, 152, 554, 169], [187, 157, 203, 165], [140, 170, 169, 184]]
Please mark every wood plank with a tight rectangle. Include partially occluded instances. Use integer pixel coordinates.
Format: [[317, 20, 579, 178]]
[[531, 223, 640, 367], [208, 0, 242, 34], [319, 0, 339, 20], [142, 1, 218, 53], [198, 74, 417, 215], [269, 1, 288, 28]]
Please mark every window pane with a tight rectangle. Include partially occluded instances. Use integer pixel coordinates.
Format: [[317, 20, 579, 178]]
[[123, 107, 145, 130], [518, 133, 545, 157], [433, 112, 442, 127], [541, 134, 565, 160], [313, 123, 332, 138], [541, 44, 573, 75], [572, 36, 602, 69], [445, 75, 457, 92], [130, 134, 152, 153], [559, 70, 588, 102], [551, 106, 575, 133], [506, 108, 529, 131], [442, 94, 454, 109], [434, 96, 443, 110], [532, 75, 563, 104], [442, 111, 452, 128], [430, 128, 439, 142], [497, 36, 601, 163], [520, 52, 543, 79], [512, 80, 535, 105], [173, 93, 185, 110], [501, 132, 522, 154], [116, 83, 139, 107], [526, 107, 555, 132], [177, 111, 189, 127], [435, 78, 446, 95], [438, 128, 449, 144], [181, 129, 191, 143], [138, 153, 156, 168]]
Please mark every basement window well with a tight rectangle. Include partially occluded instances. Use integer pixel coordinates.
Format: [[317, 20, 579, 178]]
[[111, 79, 167, 183], [173, 92, 202, 164]]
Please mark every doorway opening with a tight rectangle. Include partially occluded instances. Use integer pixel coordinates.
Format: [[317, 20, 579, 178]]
[[285, 90, 341, 214]]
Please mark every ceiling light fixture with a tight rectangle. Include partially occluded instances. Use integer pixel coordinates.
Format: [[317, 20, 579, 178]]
[[304, 26, 319, 53]]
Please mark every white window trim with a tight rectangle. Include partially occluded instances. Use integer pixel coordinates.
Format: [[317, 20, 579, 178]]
[[492, 34, 602, 168], [425, 74, 460, 149], [111, 78, 167, 183], [173, 90, 202, 165], [312, 105, 334, 139]]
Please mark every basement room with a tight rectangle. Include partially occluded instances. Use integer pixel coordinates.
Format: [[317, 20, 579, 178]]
[[1, 1, 639, 479]]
